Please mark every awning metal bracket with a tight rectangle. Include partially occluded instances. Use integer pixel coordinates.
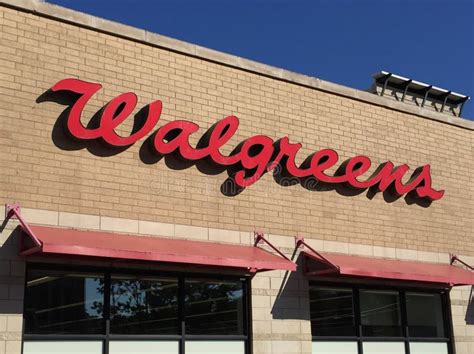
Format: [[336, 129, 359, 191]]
[[4, 204, 43, 255], [295, 236, 340, 275], [450, 254, 474, 271], [401, 79, 412, 102], [254, 231, 293, 264], [421, 85, 433, 107]]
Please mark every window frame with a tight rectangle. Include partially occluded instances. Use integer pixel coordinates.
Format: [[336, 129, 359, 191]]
[[22, 262, 252, 354], [309, 281, 455, 354]]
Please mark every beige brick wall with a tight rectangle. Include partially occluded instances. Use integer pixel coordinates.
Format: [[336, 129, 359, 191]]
[[0, 205, 24, 354], [451, 286, 474, 354], [0, 3, 473, 354], [0, 6, 473, 257]]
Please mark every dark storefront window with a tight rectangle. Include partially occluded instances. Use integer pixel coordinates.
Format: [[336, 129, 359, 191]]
[[359, 290, 402, 337], [406, 292, 445, 338], [110, 275, 179, 335], [24, 269, 105, 335], [23, 265, 249, 354], [310, 283, 452, 354], [185, 279, 245, 335], [310, 287, 355, 337]]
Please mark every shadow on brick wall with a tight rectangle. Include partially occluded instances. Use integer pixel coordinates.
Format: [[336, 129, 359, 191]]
[[271, 253, 310, 321], [0, 227, 25, 314], [37, 89, 136, 157], [464, 287, 474, 325]]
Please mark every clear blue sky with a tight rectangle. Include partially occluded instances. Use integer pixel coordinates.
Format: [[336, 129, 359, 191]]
[[47, 0, 474, 119]]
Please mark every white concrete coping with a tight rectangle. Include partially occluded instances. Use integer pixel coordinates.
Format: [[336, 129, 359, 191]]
[[0, 0, 473, 130]]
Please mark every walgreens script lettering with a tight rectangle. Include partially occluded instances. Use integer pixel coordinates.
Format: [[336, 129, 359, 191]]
[[49, 78, 444, 201]]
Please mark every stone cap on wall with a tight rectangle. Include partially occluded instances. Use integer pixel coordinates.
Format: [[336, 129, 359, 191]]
[[1, 0, 473, 130]]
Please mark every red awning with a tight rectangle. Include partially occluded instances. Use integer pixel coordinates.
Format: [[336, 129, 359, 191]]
[[302, 250, 474, 287], [19, 225, 296, 273]]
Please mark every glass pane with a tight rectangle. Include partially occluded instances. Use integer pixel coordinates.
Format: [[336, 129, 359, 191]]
[[109, 341, 179, 354], [312, 341, 358, 354], [406, 292, 445, 337], [24, 269, 104, 334], [185, 279, 245, 335], [110, 275, 179, 334], [410, 342, 448, 354], [363, 342, 405, 354], [309, 286, 355, 336], [186, 341, 245, 354], [23, 341, 102, 354], [360, 290, 402, 337]]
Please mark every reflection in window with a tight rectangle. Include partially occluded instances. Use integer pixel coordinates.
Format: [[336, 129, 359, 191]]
[[185, 279, 244, 335], [406, 292, 445, 337], [360, 290, 402, 337], [110, 276, 179, 334], [309, 287, 355, 336], [24, 270, 104, 334]]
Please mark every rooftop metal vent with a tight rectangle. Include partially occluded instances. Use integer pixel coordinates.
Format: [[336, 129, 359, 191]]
[[370, 71, 469, 117]]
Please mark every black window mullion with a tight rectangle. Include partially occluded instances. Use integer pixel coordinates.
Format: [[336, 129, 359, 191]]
[[444, 289, 456, 354], [353, 287, 363, 354], [179, 275, 185, 354], [400, 290, 410, 354], [104, 271, 111, 354], [241, 278, 248, 337], [245, 277, 252, 354]]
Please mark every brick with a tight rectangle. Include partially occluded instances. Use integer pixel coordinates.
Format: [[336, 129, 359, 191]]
[[8, 285, 22, 301], [253, 341, 272, 354], [240, 231, 253, 245], [100, 216, 139, 234], [0, 285, 8, 300], [5, 341, 20, 354], [6, 316, 21, 332], [58, 211, 100, 230], [9, 262, 24, 278], [417, 250, 443, 263], [323, 240, 349, 253], [395, 248, 418, 261], [269, 234, 295, 248], [174, 224, 208, 240], [252, 295, 271, 308], [0, 262, 10, 276], [21, 208, 58, 226], [272, 340, 302, 354], [373, 246, 396, 259], [348, 243, 374, 256], [0, 317, 6, 332], [138, 220, 174, 237], [208, 228, 240, 244]]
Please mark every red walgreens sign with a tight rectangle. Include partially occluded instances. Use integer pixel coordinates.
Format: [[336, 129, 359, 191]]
[[49, 78, 444, 201]]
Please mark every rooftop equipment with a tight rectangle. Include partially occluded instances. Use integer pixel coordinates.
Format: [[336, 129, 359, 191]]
[[370, 71, 469, 118]]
